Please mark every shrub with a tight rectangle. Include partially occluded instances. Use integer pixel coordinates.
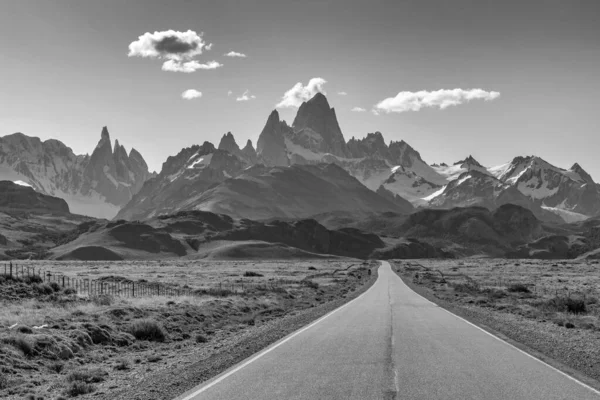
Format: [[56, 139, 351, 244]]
[[195, 288, 234, 297], [545, 297, 587, 314], [49, 362, 64, 373], [63, 288, 77, 295], [565, 322, 575, 329], [114, 358, 130, 371], [507, 284, 530, 293], [244, 271, 264, 277], [0, 373, 7, 390], [23, 275, 43, 284], [34, 283, 54, 295], [308, 266, 317, 270], [92, 295, 113, 306], [302, 280, 319, 289], [17, 326, 33, 334], [64, 381, 95, 397], [67, 368, 106, 383], [6, 335, 34, 356], [195, 334, 208, 343], [453, 281, 480, 294], [128, 319, 166, 342], [484, 288, 507, 299], [49, 282, 61, 292]]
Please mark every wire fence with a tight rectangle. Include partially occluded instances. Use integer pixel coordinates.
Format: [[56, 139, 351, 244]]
[[0, 262, 311, 298]]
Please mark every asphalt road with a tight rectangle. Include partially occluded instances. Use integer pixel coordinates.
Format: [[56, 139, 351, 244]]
[[177, 261, 600, 400]]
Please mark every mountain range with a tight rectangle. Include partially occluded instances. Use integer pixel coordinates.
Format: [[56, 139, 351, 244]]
[[1, 92, 599, 226], [0, 127, 153, 219]]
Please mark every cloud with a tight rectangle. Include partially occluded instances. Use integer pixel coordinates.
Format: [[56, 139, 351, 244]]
[[181, 89, 202, 100], [276, 77, 327, 108], [338, 91, 348, 96], [224, 51, 247, 58], [236, 90, 256, 102], [373, 88, 500, 113], [128, 30, 210, 61], [162, 60, 222, 73], [351, 107, 366, 112], [227, 90, 233, 96], [128, 30, 221, 73]]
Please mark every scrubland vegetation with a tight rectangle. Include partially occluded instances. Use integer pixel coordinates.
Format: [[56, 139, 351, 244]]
[[0, 260, 374, 399]]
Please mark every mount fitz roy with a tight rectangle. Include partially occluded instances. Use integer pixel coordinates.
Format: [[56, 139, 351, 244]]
[[2, 92, 600, 223], [0, 127, 153, 219]]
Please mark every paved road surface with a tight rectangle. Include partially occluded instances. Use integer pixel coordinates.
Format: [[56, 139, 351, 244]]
[[177, 261, 600, 400]]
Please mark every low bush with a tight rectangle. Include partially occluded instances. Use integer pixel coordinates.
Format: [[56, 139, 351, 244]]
[[544, 296, 587, 314], [483, 288, 507, 299], [302, 280, 319, 289], [195, 288, 234, 297], [114, 358, 130, 371], [67, 368, 106, 383], [49, 362, 65, 373], [49, 282, 61, 292], [23, 275, 43, 284], [34, 283, 54, 295], [92, 295, 114, 306], [452, 281, 480, 294], [507, 283, 530, 293], [64, 381, 95, 397], [244, 271, 264, 277], [5, 335, 35, 356], [63, 288, 77, 295], [195, 334, 208, 343], [17, 326, 33, 334], [128, 319, 166, 342], [0, 373, 8, 390]]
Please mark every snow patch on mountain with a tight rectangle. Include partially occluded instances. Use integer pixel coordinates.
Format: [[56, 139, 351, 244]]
[[13, 180, 32, 188], [541, 205, 589, 223]]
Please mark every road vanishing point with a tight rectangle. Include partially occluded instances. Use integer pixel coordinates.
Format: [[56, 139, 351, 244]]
[[176, 261, 600, 400]]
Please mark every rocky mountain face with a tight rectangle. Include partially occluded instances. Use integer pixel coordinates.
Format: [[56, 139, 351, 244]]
[[117, 160, 412, 221], [115, 92, 600, 224], [116, 142, 245, 221], [0, 127, 152, 219]]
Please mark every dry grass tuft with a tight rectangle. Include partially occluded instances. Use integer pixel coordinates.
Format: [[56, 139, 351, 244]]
[[128, 319, 166, 342]]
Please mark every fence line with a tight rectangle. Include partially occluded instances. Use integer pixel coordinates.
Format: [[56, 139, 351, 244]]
[[0, 262, 292, 299]]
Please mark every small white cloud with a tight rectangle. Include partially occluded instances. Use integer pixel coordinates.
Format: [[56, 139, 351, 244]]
[[276, 77, 327, 108], [236, 90, 256, 102], [338, 91, 348, 96], [351, 107, 366, 112], [128, 30, 222, 73], [181, 89, 202, 100], [224, 51, 247, 58], [162, 60, 223, 73], [227, 90, 233, 96], [373, 88, 500, 113], [128, 30, 209, 61]]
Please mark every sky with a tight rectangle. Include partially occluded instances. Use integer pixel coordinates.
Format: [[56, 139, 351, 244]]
[[1, 0, 599, 177]]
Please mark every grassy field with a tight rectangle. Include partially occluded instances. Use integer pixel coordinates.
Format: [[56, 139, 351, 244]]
[[0, 260, 374, 399], [396, 259, 600, 327]]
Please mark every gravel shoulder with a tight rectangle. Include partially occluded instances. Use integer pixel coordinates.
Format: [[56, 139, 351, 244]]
[[391, 261, 600, 392]]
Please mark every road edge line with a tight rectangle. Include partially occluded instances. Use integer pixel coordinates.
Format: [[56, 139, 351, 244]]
[[392, 264, 600, 397], [175, 263, 382, 400]]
